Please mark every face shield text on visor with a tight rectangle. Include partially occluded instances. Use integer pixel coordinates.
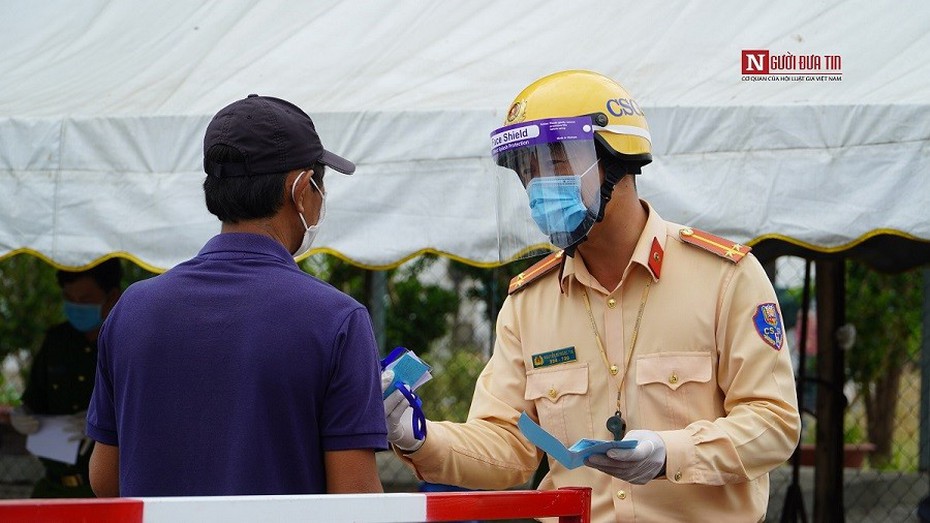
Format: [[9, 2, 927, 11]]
[[492, 117, 602, 250]]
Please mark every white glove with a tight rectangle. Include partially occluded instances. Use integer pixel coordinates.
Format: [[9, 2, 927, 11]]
[[10, 407, 40, 435], [585, 430, 667, 484], [64, 410, 87, 441], [382, 370, 425, 452], [64, 410, 94, 456]]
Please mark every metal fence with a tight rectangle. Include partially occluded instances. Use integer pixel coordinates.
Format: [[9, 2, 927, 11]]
[[766, 257, 928, 522], [1, 253, 927, 521]]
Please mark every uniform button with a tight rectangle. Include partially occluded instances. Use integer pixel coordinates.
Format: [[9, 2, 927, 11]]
[[609, 365, 619, 375], [669, 373, 679, 384], [616, 490, 626, 500], [72, 404, 79, 410], [607, 298, 617, 309], [674, 471, 682, 481], [548, 388, 557, 399], [84, 347, 92, 353], [52, 384, 59, 390], [78, 375, 86, 382]]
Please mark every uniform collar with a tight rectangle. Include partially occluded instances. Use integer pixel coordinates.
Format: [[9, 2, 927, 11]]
[[560, 200, 667, 291], [633, 200, 667, 281]]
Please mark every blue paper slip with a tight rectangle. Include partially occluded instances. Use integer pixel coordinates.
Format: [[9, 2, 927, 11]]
[[380, 348, 432, 400], [518, 412, 637, 470]]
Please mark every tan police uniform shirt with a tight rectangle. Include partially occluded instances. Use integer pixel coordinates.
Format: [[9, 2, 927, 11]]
[[400, 201, 801, 522]]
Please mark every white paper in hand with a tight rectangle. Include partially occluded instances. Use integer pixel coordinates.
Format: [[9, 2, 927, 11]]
[[25, 415, 81, 465]]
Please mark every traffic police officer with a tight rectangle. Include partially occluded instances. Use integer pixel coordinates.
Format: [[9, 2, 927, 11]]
[[383, 70, 800, 522], [11, 259, 122, 498]]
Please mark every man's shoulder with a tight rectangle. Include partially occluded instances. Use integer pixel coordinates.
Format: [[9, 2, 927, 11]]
[[268, 271, 368, 322]]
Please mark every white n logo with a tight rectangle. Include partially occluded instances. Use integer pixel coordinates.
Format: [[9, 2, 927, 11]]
[[746, 53, 765, 71], [742, 50, 770, 74]]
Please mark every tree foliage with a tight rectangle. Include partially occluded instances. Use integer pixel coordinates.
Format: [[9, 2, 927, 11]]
[[0, 255, 62, 400], [448, 255, 541, 327], [302, 254, 460, 357], [845, 259, 923, 467], [0, 255, 156, 399], [420, 349, 487, 422], [0, 255, 62, 362]]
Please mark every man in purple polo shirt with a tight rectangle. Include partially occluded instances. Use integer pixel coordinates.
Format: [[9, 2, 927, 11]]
[[86, 95, 387, 496]]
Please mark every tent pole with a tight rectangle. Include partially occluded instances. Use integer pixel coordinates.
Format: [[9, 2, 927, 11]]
[[369, 270, 388, 353], [813, 259, 846, 523], [917, 267, 930, 520], [780, 258, 812, 523], [921, 267, 930, 470]]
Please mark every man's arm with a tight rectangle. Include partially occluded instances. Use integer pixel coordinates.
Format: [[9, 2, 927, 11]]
[[324, 449, 383, 493], [89, 442, 119, 497]]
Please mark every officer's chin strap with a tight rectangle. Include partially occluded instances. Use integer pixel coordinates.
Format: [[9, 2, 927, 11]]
[[557, 165, 634, 293], [562, 165, 630, 259]]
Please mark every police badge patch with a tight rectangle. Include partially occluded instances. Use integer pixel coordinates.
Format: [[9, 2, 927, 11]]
[[753, 303, 784, 350]]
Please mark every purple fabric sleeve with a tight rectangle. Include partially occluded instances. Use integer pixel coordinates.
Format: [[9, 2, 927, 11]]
[[320, 308, 388, 451], [87, 319, 118, 446]]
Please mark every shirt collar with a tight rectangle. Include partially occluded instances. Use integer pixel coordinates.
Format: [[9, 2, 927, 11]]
[[561, 200, 668, 290], [633, 200, 667, 281], [198, 232, 296, 265]]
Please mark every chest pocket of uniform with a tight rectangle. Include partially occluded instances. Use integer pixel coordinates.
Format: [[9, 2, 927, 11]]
[[637, 352, 711, 390], [525, 364, 591, 446], [636, 352, 713, 427]]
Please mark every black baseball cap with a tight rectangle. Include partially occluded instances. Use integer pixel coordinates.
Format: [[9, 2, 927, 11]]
[[203, 94, 355, 177]]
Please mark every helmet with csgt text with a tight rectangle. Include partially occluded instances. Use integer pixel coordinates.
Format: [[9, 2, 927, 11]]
[[502, 70, 652, 169], [491, 70, 653, 255]]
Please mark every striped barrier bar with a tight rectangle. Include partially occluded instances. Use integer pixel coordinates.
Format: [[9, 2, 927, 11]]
[[0, 487, 591, 522]]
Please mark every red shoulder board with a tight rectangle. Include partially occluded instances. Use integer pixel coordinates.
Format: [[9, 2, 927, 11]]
[[679, 227, 751, 263], [508, 251, 563, 294]]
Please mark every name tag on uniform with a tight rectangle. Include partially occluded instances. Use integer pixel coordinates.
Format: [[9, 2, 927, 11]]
[[531, 347, 577, 368]]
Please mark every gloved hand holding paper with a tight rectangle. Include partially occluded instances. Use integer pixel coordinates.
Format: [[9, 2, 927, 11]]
[[380, 347, 432, 399], [381, 347, 432, 451], [518, 411, 637, 469]]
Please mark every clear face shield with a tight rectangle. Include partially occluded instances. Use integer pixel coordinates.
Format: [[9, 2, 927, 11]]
[[492, 117, 603, 252]]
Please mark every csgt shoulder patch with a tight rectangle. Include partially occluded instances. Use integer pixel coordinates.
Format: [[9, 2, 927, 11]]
[[753, 302, 784, 350]]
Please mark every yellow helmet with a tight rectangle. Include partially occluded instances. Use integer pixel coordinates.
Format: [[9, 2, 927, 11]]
[[502, 70, 652, 168]]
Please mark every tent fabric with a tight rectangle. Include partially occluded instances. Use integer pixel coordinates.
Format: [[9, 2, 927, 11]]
[[2, 0, 929, 271]]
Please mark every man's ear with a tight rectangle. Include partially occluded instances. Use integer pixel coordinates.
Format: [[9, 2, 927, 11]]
[[289, 170, 313, 213]]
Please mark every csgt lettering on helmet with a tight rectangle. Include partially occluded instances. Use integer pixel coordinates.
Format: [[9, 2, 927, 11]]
[[605, 98, 645, 117]]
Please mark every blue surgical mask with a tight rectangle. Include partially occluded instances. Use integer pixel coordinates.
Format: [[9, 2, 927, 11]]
[[526, 175, 590, 235], [63, 301, 104, 332]]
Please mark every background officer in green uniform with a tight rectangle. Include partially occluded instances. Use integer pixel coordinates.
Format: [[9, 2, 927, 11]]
[[10, 259, 122, 498]]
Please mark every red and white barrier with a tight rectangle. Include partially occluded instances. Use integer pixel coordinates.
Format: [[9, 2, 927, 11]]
[[0, 487, 591, 522]]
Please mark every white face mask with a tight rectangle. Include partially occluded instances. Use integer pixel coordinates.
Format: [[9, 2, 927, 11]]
[[291, 171, 326, 258]]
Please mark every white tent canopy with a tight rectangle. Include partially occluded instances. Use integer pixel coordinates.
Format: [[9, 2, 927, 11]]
[[2, 0, 929, 271]]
